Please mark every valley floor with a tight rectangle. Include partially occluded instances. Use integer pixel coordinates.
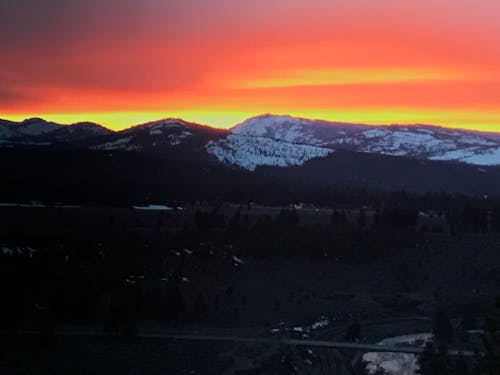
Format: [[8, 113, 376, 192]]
[[0, 204, 498, 374]]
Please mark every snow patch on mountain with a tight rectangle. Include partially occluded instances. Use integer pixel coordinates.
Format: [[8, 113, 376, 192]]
[[15, 118, 62, 136], [92, 137, 143, 151], [460, 148, 500, 165], [432, 147, 500, 166], [63, 122, 110, 136], [0, 123, 15, 139], [232, 114, 366, 146], [0, 118, 62, 140], [337, 126, 500, 165], [152, 119, 185, 128], [344, 128, 458, 157], [205, 134, 333, 171], [3, 114, 500, 167], [0, 119, 111, 145], [232, 115, 500, 166], [124, 119, 192, 134], [167, 131, 192, 145], [233, 115, 320, 143]]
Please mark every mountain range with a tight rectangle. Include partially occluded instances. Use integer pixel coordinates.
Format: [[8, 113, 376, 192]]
[[1, 114, 500, 198], [0, 118, 111, 145], [2, 115, 500, 168]]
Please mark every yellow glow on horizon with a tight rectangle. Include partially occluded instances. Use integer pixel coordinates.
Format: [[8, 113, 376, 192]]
[[2, 1, 499, 138], [3, 109, 500, 133]]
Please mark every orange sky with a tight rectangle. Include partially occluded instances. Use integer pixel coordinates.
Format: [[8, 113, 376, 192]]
[[1, 0, 499, 131]]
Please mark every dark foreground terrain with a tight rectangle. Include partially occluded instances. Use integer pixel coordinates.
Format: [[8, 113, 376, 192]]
[[0, 334, 235, 375], [1, 201, 499, 374]]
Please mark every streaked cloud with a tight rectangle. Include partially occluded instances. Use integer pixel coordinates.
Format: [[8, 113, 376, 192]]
[[0, 0, 499, 130], [229, 67, 476, 89]]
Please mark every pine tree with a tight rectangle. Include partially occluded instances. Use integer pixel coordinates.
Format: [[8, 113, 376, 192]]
[[432, 308, 454, 344], [344, 319, 361, 341], [357, 208, 366, 228], [476, 298, 500, 374], [452, 354, 470, 375], [417, 342, 452, 375]]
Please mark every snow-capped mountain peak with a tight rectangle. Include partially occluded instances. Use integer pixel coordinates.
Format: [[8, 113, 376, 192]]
[[232, 114, 368, 146], [123, 118, 191, 133], [0, 118, 112, 145], [233, 114, 320, 144], [332, 124, 500, 165], [47, 122, 112, 141], [229, 114, 500, 166], [91, 118, 224, 154], [0, 118, 62, 140], [17, 118, 63, 135], [1, 114, 500, 168], [232, 114, 305, 136]]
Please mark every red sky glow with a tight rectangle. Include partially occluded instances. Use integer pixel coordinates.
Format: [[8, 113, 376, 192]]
[[1, 0, 499, 131]]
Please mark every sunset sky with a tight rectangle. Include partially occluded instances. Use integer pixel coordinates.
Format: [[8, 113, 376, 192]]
[[1, 0, 499, 131]]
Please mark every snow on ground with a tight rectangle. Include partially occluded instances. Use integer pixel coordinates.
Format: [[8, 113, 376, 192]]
[[0, 202, 47, 208], [150, 120, 183, 129], [232, 116, 321, 144], [311, 317, 330, 330], [167, 131, 192, 146], [230, 115, 500, 167], [352, 129, 455, 156], [0, 118, 80, 142], [431, 147, 500, 166], [232, 115, 306, 137], [330, 127, 500, 165], [232, 255, 245, 265], [0, 203, 20, 207], [459, 147, 500, 166], [14, 119, 61, 136], [430, 148, 480, 162], [2, 247, 13, 256], [231, 114, 362, 145], [272, 316, 331, 335], [0, 125, 15, 139], [132, 204, 173, 211], [206, 134, 332, 171], [92, 137, 142, 151], [363, 333, 432, 375], [2, 245, 39, 258]]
